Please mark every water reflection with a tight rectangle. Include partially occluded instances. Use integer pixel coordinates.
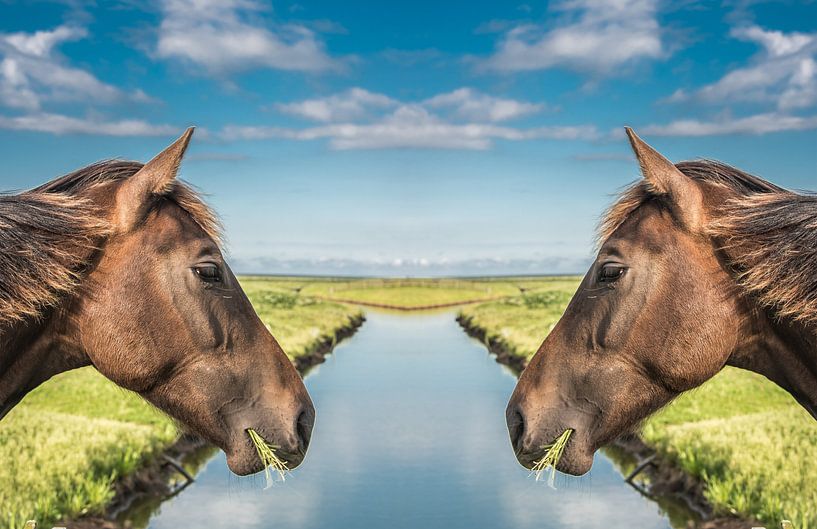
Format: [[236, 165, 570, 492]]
[[126, 310, 684, 529]]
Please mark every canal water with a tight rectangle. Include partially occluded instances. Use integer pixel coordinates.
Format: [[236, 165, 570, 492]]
[[128, 309, 686, 529]]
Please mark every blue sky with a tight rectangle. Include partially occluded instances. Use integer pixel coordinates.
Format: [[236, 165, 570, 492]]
[[1, 0, 815, 275]]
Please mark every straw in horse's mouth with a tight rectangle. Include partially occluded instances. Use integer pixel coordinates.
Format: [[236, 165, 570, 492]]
[[246, 428, 289, 489], [531, 429, 573, 488]]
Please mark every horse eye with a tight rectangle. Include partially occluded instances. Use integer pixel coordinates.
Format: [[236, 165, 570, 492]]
[[193, 264, 222, 283], [598, 263, 625, 283]]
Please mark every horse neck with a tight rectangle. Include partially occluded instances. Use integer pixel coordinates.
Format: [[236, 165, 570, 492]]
[[0, 309, 90, 419], [729, 310, 817, 419]]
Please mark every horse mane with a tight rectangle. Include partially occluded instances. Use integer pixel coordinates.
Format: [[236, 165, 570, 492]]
[[599, 160, 817, 325], [0, 160, 221, 328]]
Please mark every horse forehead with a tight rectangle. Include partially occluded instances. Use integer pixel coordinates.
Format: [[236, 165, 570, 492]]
[[605, 202, 677, 254], [141, 200, 217, 250]]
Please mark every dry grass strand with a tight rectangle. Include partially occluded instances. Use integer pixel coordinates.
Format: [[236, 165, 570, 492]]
[[247, 428, 289, 489], [531, 429, 573, 488]]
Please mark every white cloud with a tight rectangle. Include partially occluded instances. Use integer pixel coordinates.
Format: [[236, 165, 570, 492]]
[[4, 25, 79, 57], [156, 0, 339, 74], [276, 88, 396, 122], [0, 25, 144, 110], [640, 112, 817, 136], [737, 25, 813, 57], [422, 88, 544, 122], [224, 88, 595, 149], [0, 112, 178, 136], [224, 106, 596, 150], [670, 25, 817, 110], [481, 0, 665, 74], [276, 87, 543, 124]]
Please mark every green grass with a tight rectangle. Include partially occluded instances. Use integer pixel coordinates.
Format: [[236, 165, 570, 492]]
[[459, 277, 817, 528], [0, 374, 176, 529], [643, 371, 817, 528], [0, 277, 362, 529], [300, 278, 521, 308]]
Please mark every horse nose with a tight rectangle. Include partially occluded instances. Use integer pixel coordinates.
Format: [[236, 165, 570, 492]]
[[507, 404, 526, 453], [295, 402, 315, 453]]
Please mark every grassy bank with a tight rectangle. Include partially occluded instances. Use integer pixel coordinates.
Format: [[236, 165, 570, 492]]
[[458, 276, 580, 357], [241, 277, 364, 361], [458, 277, 817, 528], [0, 278, 362, 529]]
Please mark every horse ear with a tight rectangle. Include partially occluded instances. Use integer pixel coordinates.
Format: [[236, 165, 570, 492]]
[[114, 127, 194, 230], [625, 127, 704, 231]]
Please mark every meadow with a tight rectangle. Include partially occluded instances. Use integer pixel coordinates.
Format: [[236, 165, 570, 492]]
[[459, 278, 817, 528], [299, 278, 522, 308], [0, 278, 362, 529]]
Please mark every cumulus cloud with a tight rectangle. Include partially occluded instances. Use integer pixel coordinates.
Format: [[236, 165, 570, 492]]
[[480, 0, 665, 74], [276, 88, 396, 122], [155, 0, 340, 74], [668, 25, 817, 110], [224, 88, 594, 149], [640, 112, 817, 136], [0, 112, 178, 136], [422, 88, 544, 122], [276, 87, 543, 124], [0, 25, 146, 110]]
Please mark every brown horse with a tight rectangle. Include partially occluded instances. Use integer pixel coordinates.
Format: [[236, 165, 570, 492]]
[[0, 129, 315, 475], [507, 128, 816, 475]]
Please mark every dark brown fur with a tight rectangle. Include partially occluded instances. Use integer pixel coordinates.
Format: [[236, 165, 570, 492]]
[[0, 192, 110, 328], [708, 192, 817, 325]]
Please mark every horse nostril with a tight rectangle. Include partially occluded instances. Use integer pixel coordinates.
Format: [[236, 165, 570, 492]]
[[508, 407, 526, 452], [295, 407, 315, 452]]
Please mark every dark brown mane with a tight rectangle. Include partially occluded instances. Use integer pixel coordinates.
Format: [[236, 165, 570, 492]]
[[599, 160, 817, 325], [31, 160, 222, 244], [0, 160, 221, 328]]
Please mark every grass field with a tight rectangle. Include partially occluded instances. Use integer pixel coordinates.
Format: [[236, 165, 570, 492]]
[[299, 278, 522, 308], [459, 277, 817, 528], [0, 278, 362, 529]]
